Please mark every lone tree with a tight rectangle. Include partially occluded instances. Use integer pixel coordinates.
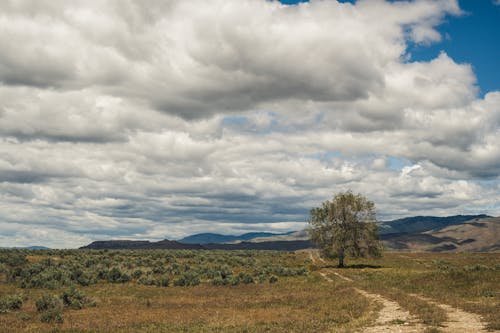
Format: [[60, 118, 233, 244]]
[[308, 191, 382, 267]]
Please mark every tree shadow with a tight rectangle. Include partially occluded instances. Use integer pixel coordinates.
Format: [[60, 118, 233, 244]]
[[322, 264, 382, 269]]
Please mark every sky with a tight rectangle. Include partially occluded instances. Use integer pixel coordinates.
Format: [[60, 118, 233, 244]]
[[0, 0, 499, 248]]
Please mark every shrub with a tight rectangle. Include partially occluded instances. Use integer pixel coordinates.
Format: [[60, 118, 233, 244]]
[[40, 309, 63, 323], [106, 267, 130, 283], [36, 294, 62, 312], [158, 276, 170, 287], [0, 294, 23, 313], [269, 275, 278, 284], [211, 276, 228, 286], [138, 275, 156, 286], [0, 251, 27, 267], [173, 272, 200, 287], [464, 264, 490, 272], [70, 268, 94, 286], [132, 269, 143, 279], [238, 272, 254, 284], [61, 287, 87, 309], [227, 275, 240, 286]]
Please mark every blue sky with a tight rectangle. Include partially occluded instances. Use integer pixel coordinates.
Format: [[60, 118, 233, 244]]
[[0, 0, 499, 247], [280, 0, 500, 95], [408, 0, 500, 95]]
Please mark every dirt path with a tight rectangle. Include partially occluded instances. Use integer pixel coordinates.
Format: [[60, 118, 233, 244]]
[[307, 250, 493, 333], [410, 294, 491, 333], [308, 251, 423, 332]]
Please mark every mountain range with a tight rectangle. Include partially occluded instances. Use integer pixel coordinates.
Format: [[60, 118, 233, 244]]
[[80, 214, 499, 252], [178, 231, 294, 244]]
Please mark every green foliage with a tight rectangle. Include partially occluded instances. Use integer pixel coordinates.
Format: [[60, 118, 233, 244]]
[[269, 275, 278, 284], [132, 269, 144, 279], [0, 250, 27, 267], [158, 276, 170, 287], [138, 274, 157, 286], [0, 249, 308, 290], [173, 272, 200, 286], [40, 309, 63, 323], [238, 272, 254, 284], [211, 276, 228, 286], [35, 294, 62, 313], [308, 191, 382, 267], [61, 286, 95, 309], [0, 294, 23, 313], [107, 267, 130, 283]]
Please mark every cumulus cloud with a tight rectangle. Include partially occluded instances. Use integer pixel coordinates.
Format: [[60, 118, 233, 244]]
[[0, 0, 498, 248]]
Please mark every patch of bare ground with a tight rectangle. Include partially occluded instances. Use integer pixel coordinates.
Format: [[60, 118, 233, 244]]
[[410, 294, 493, 333], [334, 274, 425, 333], [355, 288, 424, 333]]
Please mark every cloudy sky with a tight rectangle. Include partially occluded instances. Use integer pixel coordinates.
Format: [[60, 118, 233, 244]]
[[1, 0, 499, 248]]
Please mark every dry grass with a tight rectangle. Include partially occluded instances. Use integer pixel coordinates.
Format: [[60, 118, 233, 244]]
[[0, 278, 371, 333], [1, 250, 498, 332], [0, 250, 371, 333]]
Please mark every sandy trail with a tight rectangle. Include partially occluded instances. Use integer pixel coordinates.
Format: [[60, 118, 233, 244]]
[[309, 250, 423, 332], [410, 294, 492, 333]]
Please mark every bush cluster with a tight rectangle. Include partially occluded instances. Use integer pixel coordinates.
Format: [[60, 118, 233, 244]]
[[35, 287, 96, 323], [1, 249, 308, 289], [36, 294, 63, 323], [0, 294, 23, 314]]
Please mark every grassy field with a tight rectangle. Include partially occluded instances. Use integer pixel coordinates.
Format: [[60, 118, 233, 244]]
[[0, 249, 498, 332], [322, 252, 500, 331]]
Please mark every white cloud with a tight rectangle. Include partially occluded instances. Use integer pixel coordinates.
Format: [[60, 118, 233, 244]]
[[0, 0, 498, 248]]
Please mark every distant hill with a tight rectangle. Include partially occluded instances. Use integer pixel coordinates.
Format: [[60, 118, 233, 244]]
[[79, 215, 499, 252], [178, 231, 294, 244], [377, 214, 490, 234], [80, 239, 312, 251], [80, 239, 204, 250], [1, 245, 50, 250], [24, 246, 51, 250], [246, 230, 310, 243], [382, 217, 500, 252], [240, 214, 497, 252], [204, 240, 313, 251]]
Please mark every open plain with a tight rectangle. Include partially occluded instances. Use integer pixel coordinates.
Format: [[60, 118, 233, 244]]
[[0, 249, 498, 333]]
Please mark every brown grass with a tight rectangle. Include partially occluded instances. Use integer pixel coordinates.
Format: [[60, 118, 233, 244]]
[[1, 250, 498, 332], [0, 249, 374, 333]]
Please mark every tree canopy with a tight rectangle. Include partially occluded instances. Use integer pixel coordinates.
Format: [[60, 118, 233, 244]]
[[308, 191, 382, 267]]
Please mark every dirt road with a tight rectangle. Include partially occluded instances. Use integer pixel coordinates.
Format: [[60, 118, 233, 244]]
[[307, 250, 492, 333]]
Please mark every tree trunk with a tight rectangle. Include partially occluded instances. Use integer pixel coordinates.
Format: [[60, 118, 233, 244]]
[[338, 254, 345, 268]]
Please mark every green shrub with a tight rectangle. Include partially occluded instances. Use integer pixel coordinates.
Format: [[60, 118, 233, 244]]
[[61, 287, 88, 309], [211, 276, 228, 286], [138, 275, 156, 286], [106, 267, 130, 283], [0, 294, 23, 313], [132, 269, 143, 279], [35, 294, 62, 312], [464, 264, 490, 272], [0, 251, 27, 267], [40, 309, 63, 323], [173, 272, 200, 287], [269, 275, 278, 284], [158, 276, 170, 287], [238, 272, 254, 284], [228, 275, 240, 286]]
